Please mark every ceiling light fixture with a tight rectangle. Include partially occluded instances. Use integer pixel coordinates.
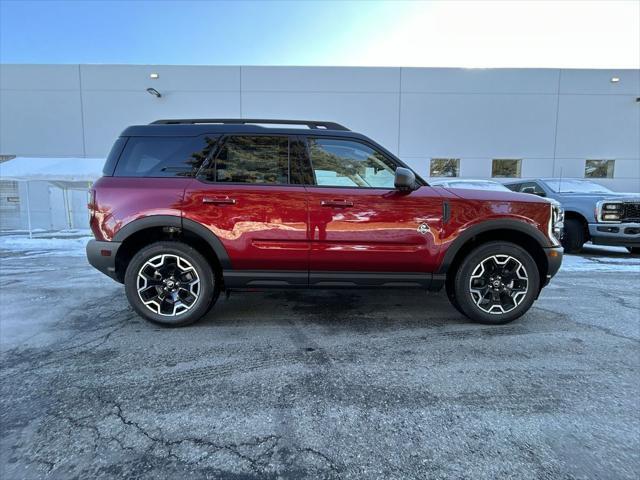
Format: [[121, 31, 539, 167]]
[[610, 77, 620, 83]]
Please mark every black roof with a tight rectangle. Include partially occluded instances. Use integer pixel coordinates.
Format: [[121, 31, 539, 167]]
[[121, 118, 360, 138]]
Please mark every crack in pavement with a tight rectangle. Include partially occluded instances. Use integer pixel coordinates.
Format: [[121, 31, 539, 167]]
[[29, 397, 341, 478], [0, 318, 131, 380]]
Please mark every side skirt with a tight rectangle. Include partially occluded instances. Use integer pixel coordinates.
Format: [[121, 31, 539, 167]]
[[223, 270, 446, 291]]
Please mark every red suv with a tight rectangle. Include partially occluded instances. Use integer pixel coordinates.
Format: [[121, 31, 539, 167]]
[[87, 119, 563, 327]]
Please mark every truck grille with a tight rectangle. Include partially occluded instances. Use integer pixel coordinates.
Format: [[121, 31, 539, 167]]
[[622, 202, 640, 222]]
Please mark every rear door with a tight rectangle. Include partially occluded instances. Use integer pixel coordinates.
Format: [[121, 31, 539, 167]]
[[303, 136, 443, 282], [183, 135, 309, 286]]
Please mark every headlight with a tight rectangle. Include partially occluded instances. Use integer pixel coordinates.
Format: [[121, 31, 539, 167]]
[[596, 201, 622, 223], [549, 203, 564, 243]]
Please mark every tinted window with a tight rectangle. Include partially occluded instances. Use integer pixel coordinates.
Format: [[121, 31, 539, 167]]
[[585, 159, 615, 178], [492, 159, 522, 178], [114, 136, 216, 177], [213, 136, 289, 184], [516, 181, 546, 196], [309, 138, 396, 188], [103, 137, 127, 176], [430, 158, 460, 177]]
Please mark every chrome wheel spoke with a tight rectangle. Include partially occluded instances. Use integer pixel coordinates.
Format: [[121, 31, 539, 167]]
[[136, 254, 200, 317], [469, 254, 529, 315]]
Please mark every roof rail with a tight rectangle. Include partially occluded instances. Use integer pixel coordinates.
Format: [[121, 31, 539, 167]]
[[150, 118, 350, 131]]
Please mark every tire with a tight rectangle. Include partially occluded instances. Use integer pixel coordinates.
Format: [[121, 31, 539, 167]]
[[561, 218, 586, 254], [445, 279, 465, 316], [453, 241, 540, 325], [124, 241, 218, 327], [627, 247, 640, 255]]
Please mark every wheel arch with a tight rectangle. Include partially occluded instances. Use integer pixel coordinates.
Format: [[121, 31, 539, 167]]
[[439, 220, 552, 294], [112, 215, 231, 283]]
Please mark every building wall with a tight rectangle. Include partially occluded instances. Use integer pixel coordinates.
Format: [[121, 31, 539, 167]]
[[1, 64, 639, 191]]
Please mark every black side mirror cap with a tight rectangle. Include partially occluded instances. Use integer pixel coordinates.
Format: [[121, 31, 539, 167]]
[[394, 167, 417, 191]]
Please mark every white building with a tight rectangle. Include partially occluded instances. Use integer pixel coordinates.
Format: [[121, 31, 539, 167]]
[[1, 64, 639, 230]]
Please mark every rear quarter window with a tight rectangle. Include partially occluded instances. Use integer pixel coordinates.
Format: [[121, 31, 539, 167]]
[[113, 135, 217, 178], [102, 137, 127, 176]]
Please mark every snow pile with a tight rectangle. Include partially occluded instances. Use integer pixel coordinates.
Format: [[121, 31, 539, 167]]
[[561, 254, 640, 272], [0, 232, 92, 257]]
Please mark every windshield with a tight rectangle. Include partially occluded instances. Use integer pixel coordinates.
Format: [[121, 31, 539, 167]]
[[445, 181, 511, 192], [544, 179, 613, 194]]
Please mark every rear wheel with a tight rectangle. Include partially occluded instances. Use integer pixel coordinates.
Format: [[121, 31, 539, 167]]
[[452, 241, 540, 325], [561, 218, 586, 253], [124, 241, 218, 327]]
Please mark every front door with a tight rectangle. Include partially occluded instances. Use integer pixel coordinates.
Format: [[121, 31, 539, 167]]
[[183, 135, 309, 286], [304, 137, 443, 282]]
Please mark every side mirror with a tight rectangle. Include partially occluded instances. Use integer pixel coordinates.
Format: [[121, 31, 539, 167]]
[[394, 167, 417, 191]]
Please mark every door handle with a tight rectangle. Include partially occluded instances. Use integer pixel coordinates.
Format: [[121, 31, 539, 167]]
[[203, 196, 236, 205], [321, 199, 353, 208]]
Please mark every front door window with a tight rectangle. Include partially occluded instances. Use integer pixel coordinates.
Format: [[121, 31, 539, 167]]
[[309, 138, 396, 188]]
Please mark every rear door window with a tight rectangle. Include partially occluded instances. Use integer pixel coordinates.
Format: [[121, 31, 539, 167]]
[[113, 135, 217, 177], [207, 136, 289, 184]]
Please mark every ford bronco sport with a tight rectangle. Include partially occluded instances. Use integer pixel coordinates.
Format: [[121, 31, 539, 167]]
[[87, 119, 563, 327]]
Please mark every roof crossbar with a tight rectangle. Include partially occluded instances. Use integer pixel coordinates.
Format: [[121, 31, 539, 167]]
[[150, 118, 350, 131]]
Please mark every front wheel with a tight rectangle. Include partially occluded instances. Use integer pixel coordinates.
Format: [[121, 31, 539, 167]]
[[627, 247, 640, 255], [124, 242, 218, 327], [452, 242, 540, 325], [561, 218, 586, 253]]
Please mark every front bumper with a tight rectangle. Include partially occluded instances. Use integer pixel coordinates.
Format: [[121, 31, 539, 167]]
[[589, 222, 640, 248], [86, 239, 122, 282], [543, 246, 563, 286]]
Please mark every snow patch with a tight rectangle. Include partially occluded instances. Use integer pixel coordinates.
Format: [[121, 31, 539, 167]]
[[0, 234, 92, 257]]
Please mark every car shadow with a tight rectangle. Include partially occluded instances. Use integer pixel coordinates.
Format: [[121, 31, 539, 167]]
[[578, 243, 635, 259], [193, 289, 487, 332]]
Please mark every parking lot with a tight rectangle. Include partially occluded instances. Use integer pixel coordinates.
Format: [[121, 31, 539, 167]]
[[1, 236, 639, 479]]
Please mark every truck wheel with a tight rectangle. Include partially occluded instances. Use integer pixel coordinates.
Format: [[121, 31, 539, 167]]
[[561, 218, 586, 253], [124, 241, 218, 327], [627, 247, 640, 255], [453, 241, 540, 325]]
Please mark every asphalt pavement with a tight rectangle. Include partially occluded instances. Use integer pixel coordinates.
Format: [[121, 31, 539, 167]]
[[0, 247, 638, 479]]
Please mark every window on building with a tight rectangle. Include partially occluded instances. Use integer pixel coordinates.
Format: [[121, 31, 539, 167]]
[[214, 136, 289, 184], [430, 158, 460, 177], [309, 138, 396, 188], [585, 159, 615, 179], [492, 159, 522, 178]]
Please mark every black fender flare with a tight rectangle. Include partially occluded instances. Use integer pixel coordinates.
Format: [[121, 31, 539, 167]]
[[437, 218, 552, 274], [113, 215, 232, 270]]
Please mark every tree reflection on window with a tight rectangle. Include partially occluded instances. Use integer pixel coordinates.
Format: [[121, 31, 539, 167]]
[[309, 138, 396, 188]]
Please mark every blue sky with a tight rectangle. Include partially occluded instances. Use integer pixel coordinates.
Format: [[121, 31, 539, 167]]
[[1, 0, 638, 68]]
